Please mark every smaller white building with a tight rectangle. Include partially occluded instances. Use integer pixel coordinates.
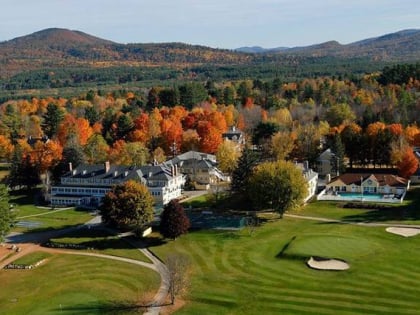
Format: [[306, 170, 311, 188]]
[[296, 161, 319, 202]]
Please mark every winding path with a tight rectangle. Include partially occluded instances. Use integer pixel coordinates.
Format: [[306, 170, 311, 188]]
[[3, 217, 170, 315]]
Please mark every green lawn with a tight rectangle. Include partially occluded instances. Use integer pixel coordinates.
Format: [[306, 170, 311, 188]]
[[148, 201, 420, 314], [289, 186, 420, 225], [9, 192, 93, 233], [12, 252, 52, 266], [0, 254, 160, 315], [49, 228, 151, 263]]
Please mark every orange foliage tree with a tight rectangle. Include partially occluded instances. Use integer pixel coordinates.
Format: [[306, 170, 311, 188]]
[[0, 135, 14, 161], [397, 147, 418, 178]]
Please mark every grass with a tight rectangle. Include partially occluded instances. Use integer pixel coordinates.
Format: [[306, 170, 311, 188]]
[[9, 192, 93, 233], [182, 194, 211, 208], [289, 185, 420, 225], [49, 228, 151, 263], [146, 189, 420, 315], [12, 252, 52, 266], [0, 254, 160, 315]]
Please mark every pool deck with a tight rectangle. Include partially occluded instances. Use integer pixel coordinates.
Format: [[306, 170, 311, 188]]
[[317, 190, 405, 203]]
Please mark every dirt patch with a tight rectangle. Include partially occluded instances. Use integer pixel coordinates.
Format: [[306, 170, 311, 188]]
[[386, 227, 420, 237], [307, 256, 350, 271]]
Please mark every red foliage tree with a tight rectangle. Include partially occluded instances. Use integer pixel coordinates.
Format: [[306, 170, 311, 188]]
[[160, 199, 190, 239]]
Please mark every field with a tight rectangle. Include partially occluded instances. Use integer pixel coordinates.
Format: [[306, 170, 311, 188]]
[[2, 187, 420, 314], [149, 198, 420, 314], [9, 193, 93, 233], [0, 254, 160, 315]]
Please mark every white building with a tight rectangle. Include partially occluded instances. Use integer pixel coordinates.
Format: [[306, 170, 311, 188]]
[[50, 162, 184, 207]]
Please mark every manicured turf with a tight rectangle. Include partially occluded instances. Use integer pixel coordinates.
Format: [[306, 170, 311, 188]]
[[0, 253, 160, 315], [9, 192, 93, 233], [50, 228, 151, 262], [12, 252, 51, 266], [149, 215, 420, 314]]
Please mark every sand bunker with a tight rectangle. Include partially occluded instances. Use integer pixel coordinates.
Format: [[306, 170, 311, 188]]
[[386, 227, 420, 237], [307, 256, 350, 271]]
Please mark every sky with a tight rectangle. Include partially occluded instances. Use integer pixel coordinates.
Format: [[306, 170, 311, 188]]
[[0, 0, 419, 49]]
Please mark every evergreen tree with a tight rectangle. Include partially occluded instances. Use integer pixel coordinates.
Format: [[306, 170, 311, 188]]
[[231, 147, 259, 194], [160, 199, 190, 240], [330, 133, 346, 176], [41, 103, 65, 138], [7, 146, 39, 190], [0, 184, 14, 242]]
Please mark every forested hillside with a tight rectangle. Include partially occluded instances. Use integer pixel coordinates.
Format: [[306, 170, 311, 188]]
[[1, 62, 419, 190], [0, 28, 419, 100]]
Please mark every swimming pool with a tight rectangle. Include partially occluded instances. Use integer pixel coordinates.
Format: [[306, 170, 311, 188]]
[[337, 192, 384, 200]]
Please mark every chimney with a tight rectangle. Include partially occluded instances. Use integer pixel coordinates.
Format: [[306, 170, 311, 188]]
[[174, 165, 178, 176], [304, 161, 309, 171], [104, 161, 110, 173], [114, 170, 118, 177], [68, 162, 73, 172], [171, 165, 175, 177]]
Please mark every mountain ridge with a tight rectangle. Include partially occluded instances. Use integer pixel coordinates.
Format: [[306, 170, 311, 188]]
[[0, 28, 419, 80]]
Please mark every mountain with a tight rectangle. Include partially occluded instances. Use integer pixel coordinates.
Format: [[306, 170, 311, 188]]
[[235, 29, 420, 60], [3, 28, 115, 46], [0, 28, 419, 82]]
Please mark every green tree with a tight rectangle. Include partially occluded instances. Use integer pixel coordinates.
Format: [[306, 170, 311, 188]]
[[231, 147, 259, 194], [100, 180, 154, 229], [329, 133, 346, 176], [179, 83, 208, 109], [84, 134, 109, 163], [324, 103, 356, 127], [160, 199, 190, 240], [0, 184, 14, 242], [52, 143, 86, 183], [41, 103, 65, 138], [159, 88, 180, 107], [248, 160, 307, 217], [7, 147, 40, 191]]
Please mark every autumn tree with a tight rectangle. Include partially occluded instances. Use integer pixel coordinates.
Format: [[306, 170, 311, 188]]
[[0, 135, 14, 161], [397, 147, 418, 178], [100, 180, 154, 229], [216, 140, 241, 174], [0, 184, 14, 242], [108, 140, 149, 166], [160, 199, 190, 240], [248, 160, 307, 217], [269, 131, 295, 161]]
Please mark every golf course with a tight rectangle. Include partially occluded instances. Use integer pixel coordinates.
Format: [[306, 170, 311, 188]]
[[1, 187, 420, 314]]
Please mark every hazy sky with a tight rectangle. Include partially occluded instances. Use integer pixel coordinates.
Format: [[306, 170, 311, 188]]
[[1, 0, 419, 48]]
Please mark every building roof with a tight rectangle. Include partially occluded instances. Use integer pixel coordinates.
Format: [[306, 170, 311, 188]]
[[329, 173, 408, 187], [62, 162, 180, 183], [63, 163, 139, 181], [166, 150, 217, 166], [137, 165, 179, 182]]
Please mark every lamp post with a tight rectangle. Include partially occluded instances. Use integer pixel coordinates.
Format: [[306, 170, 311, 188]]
[[361, 176, 363, 202]]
